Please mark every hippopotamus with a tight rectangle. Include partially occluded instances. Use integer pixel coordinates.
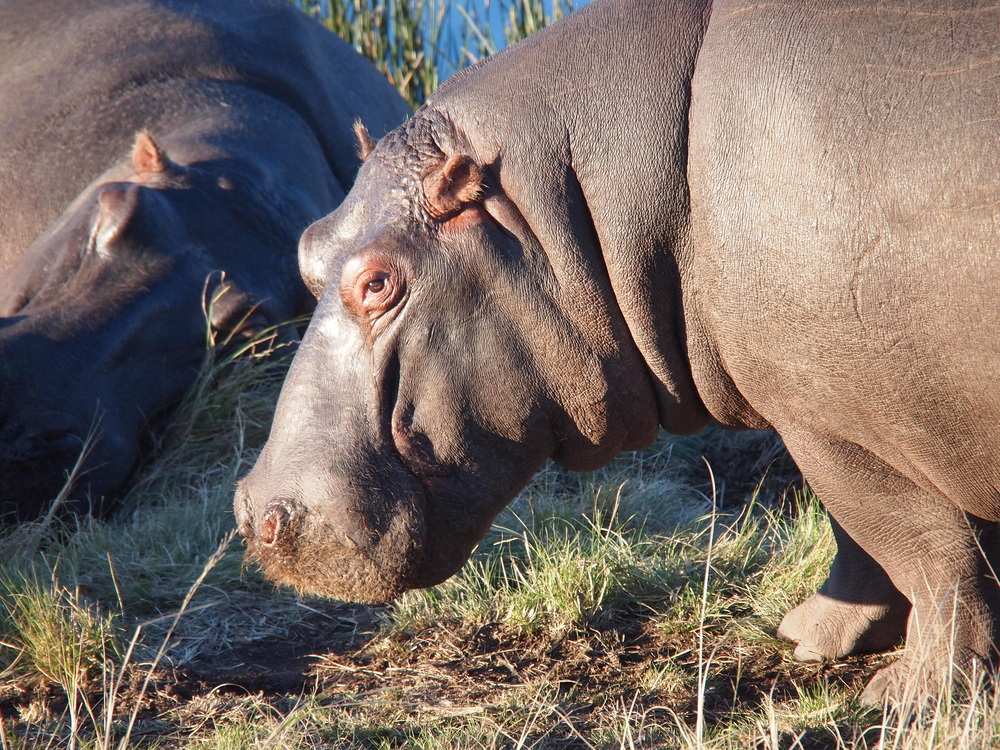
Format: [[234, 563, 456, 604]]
[[0, 0, 410, 520], [236, 0, 1000, 701]]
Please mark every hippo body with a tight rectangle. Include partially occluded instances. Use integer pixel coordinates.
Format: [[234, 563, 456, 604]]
[[238, 0, 1000, 701], [0, 0, 410, 519]]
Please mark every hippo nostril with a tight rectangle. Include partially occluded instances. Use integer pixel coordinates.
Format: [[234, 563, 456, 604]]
[[260, 504, 290, 547]]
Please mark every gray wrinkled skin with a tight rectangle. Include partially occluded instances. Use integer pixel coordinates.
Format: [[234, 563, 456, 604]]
[[237, 0, 1000, 703], [0, 0, 410, 519]]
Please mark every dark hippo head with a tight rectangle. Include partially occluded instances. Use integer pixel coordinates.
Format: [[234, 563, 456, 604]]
[[236, 113, 669, 603], [0, 133, 309, 521]]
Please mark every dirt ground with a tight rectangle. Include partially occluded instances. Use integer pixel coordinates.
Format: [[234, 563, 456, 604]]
[[1, 590, 890, 747]]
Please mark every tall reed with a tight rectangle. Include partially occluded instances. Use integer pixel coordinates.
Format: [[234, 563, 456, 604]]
[[295, 0, 578, 106]]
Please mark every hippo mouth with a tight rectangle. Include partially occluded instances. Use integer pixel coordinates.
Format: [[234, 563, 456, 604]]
[[234, 460, 431, 604]]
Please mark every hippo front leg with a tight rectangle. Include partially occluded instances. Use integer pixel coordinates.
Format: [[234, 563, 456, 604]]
[[781, 433, 1000, 704], [778, 516, 911, 662], [856, 514, 1000, 705]]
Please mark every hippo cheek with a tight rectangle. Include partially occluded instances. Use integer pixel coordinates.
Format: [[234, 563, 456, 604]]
[[0, 422, 86, 520], [0, 410, 140, 520], [235, 448, 429, 604]]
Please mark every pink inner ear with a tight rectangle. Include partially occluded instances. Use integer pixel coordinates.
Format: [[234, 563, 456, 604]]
[[132, 132, 166, 175], [354, 120, 377, 161], [424, 154, 484, 217]]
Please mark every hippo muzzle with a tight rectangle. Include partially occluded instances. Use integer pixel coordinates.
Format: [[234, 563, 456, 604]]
[[234, 439, 432, 604]]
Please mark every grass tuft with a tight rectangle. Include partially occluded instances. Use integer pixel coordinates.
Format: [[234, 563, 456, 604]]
[[0, 572, 123, 689]]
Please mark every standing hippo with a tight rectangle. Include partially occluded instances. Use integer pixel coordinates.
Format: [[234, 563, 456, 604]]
[[0, 0, 410, 520], [236, 0, 1000, 702]]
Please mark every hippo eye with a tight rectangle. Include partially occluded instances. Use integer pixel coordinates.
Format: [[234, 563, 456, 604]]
[[360, 271, 393, 305], [340, 259, 403, 326]]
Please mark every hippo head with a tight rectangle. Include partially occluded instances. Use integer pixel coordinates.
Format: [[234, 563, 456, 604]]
[[236, 114, 665, 602], [0, 133, 309, 521]]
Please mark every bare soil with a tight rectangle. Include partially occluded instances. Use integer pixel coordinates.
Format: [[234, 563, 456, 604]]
[[2, 593, 889, 747]]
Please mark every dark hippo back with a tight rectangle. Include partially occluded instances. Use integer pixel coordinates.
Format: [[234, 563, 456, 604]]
[[0, 0, 408, 263], [0, 0, 411, 520]]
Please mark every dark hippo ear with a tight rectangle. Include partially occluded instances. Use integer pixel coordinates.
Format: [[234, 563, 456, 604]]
[[422, 154, 484, 218], [354, 120, 377, 161], [131, 131, 175, 178], [93, 184, 142, 252]]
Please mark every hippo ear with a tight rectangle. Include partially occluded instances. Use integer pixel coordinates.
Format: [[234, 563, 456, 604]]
[[354, 120, 377, 161], [93, 185, 142, 253], [132, 131, 174, 178], [423, 154, 484, 218]]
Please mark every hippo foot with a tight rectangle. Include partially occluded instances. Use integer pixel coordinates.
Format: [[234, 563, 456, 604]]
[[860, 631, 998, 707], [859, 659, 907, 706], [858, 654, 973, 708], [777, 591, 910, 663]]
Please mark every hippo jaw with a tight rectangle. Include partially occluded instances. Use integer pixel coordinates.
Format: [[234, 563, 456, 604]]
[[234, 374, 552, 603], [235, 443, 535, 603]]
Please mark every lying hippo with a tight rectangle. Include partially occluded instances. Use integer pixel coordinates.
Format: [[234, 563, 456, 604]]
[[0, 0, 410, 520], [237, 0, 1000, 702]]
